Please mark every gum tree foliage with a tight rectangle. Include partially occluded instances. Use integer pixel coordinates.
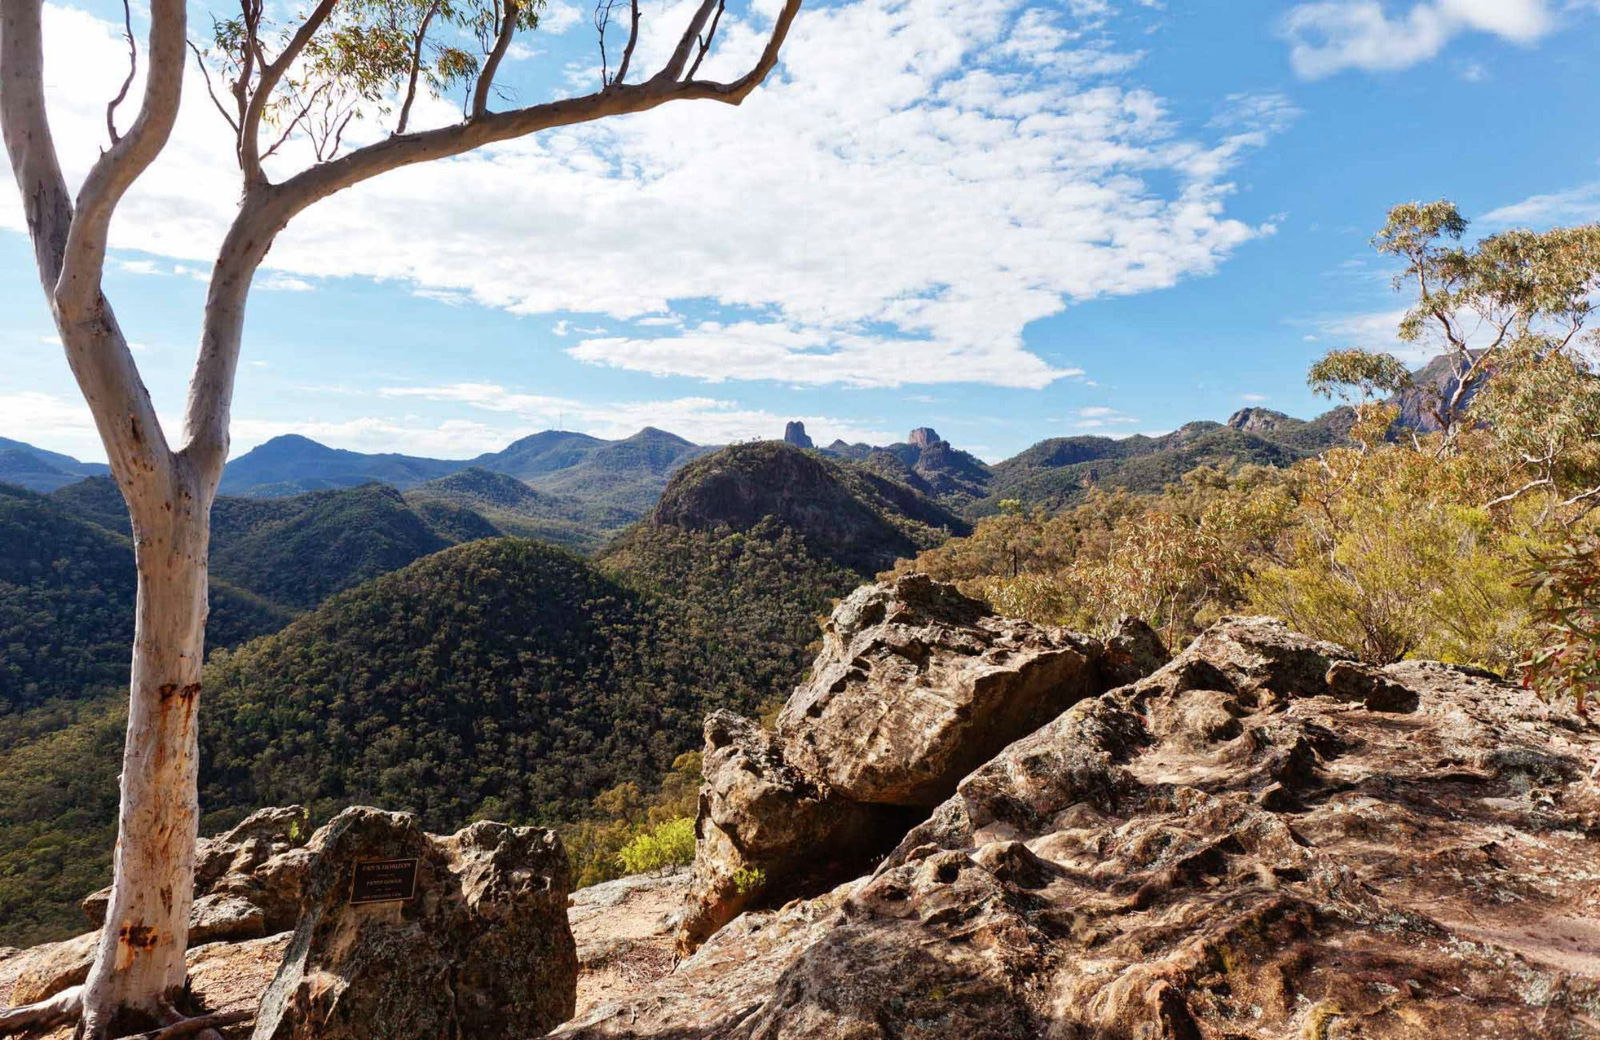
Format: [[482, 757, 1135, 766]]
[[0, 0, 801, 1033], [1309, 201, 1600, 449]]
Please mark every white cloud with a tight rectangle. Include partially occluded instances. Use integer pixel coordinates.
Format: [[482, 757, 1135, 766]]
[[0, 391, 102, 460], [259, 273, 316, 292], [1239, 391, 1268, 402], [1280, 0, 1554, 79], [1481, 181, 1600, 227], [1074, 404, 1137, 427], [3, 1, 1282, 392]]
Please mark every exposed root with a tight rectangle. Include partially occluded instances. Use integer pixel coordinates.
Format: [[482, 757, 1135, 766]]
[[114, 1010, 250, 1040], [0, 984, 83, 1032], [0, 987, 247, 1040]]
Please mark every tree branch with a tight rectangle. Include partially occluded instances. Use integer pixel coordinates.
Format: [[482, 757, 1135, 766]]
[[275, 0, 802, 221], [654, 0, 723, 84], [190, 41, 241, 134], [106, 0, 138, 144], [687, 0, 726, 80], [56, 0, 187, 317], [0, 0, 171, 480], [613, 0, 641, 86], [397, 0, 442, 134], [474, 0, 519, 118], [239, 0, 339, 183]]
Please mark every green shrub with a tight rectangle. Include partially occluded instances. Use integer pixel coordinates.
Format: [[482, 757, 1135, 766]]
[[616, 816, 696, 875]]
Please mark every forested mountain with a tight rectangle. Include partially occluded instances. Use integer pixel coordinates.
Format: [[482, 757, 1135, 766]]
[[217, 434, 461, 495], [0, 485, 290, 714], [405, 468, 634, 553], [976, 411, 1351, 514], [218, 426, 709, 512], [0, 438, 107, 491], [644, 441, 967, 574], [46, 477, 493, 611], [199, 539, 723, 828]]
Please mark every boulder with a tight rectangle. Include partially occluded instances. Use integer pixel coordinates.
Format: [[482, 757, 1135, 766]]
[[562, 618, 1600, 1039], [84, 805, 313, 941], [777, 575, 1115, 808], [676, 713, 913, 956], [252, 807, 576, 1040]]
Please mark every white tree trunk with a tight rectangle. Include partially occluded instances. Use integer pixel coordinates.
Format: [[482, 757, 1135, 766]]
[[78, 461, 213, 1036]]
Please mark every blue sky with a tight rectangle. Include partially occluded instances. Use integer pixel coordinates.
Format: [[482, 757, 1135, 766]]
[[3, 0, 1600, 463]]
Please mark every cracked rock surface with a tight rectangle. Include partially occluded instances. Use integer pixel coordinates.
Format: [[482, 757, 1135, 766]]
[[560, 615, 1600, 1040]]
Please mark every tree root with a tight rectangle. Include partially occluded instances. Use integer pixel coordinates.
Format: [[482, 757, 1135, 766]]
[[0, 984, 83, 1032], [118, 1010, 251, 1040], [0, 986, 248, 1039]]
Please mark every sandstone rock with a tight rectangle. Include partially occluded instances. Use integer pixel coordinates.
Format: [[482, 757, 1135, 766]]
[[84, 805, 313, 939], [563, 618, 1600, 1039], [906, 427, 941, 448], [252, 807, 575, 1040], [0, 932, 95, 1006], [1100, 614, 1171, 687], [777, 574, 1113, 808], [676, 713, 912, 956]]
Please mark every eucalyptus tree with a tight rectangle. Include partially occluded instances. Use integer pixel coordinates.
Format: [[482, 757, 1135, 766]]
[[1310, 201, 1600, 449], [0, 0, 800, 1035]]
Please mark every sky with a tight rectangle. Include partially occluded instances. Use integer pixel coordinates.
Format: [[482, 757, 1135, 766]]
[[3, 0, 1600, 464]]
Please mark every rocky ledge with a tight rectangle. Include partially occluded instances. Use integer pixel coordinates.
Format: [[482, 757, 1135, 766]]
[[562, 601, 1600, 1039]]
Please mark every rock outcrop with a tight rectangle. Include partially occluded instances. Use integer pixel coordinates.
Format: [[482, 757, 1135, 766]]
[[3, 808, 576, 1040], [562, 615, 1600, 1040], [777, 575, 1119, 807], [782, 421, 813, 449], [676, 576, 1167, 955], [84, 805, 313, 944], [253, 807, 575, 1040]]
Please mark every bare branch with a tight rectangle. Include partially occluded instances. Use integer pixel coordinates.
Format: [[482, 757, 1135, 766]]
[[397, 0, 443, 135], [687, 0, 726, 80], [1, 0, 172, 478], [475, 0, 520, 118], [106, 0, 138, 144], [239, 0, 339, 182], [56, 0, 188, 317], [614, 0, 642, 86], [654, 0, 723, 83], [189, 41, 241, 134]]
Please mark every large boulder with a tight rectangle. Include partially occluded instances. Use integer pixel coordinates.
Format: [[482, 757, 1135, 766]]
[[676, 577, 1166, 956], [560, 617, 1600, 1039], [675, 713, 914, 955], [777, 575, 1128, 808], [252, 807, 576, 1040], [83, 805, 313, 943]]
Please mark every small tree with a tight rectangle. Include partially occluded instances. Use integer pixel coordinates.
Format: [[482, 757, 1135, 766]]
[[1316, 201, 1600, 448], [0, 1, 801, 1035]]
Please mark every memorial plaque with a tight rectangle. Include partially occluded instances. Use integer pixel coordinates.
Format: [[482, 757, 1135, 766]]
[[350, 857, 419, 904]]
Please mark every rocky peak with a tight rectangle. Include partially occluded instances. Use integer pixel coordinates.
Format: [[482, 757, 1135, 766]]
[[1226, 406, 1293, 433], [907, 426, 942, 449], [782, 420, 813, 449]]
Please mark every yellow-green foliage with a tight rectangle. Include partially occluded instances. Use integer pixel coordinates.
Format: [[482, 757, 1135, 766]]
[[616, 817, 697, 876], [564, 751, 702, 887], [732, 866, 768, 894]]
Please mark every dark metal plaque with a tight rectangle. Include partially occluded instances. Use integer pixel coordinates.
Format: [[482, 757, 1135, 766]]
[[350, 858, 419, 904]]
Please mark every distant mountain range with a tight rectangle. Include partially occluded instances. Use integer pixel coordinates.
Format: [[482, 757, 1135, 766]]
[[0, 437, 108, 492], [0, 399, 1370, 536]]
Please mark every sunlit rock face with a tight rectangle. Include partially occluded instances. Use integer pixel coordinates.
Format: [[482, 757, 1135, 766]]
[[562, 614, 1600, 1040]]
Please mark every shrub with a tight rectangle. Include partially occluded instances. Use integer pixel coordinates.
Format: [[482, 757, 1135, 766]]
[[616, 816, 696, 876]]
